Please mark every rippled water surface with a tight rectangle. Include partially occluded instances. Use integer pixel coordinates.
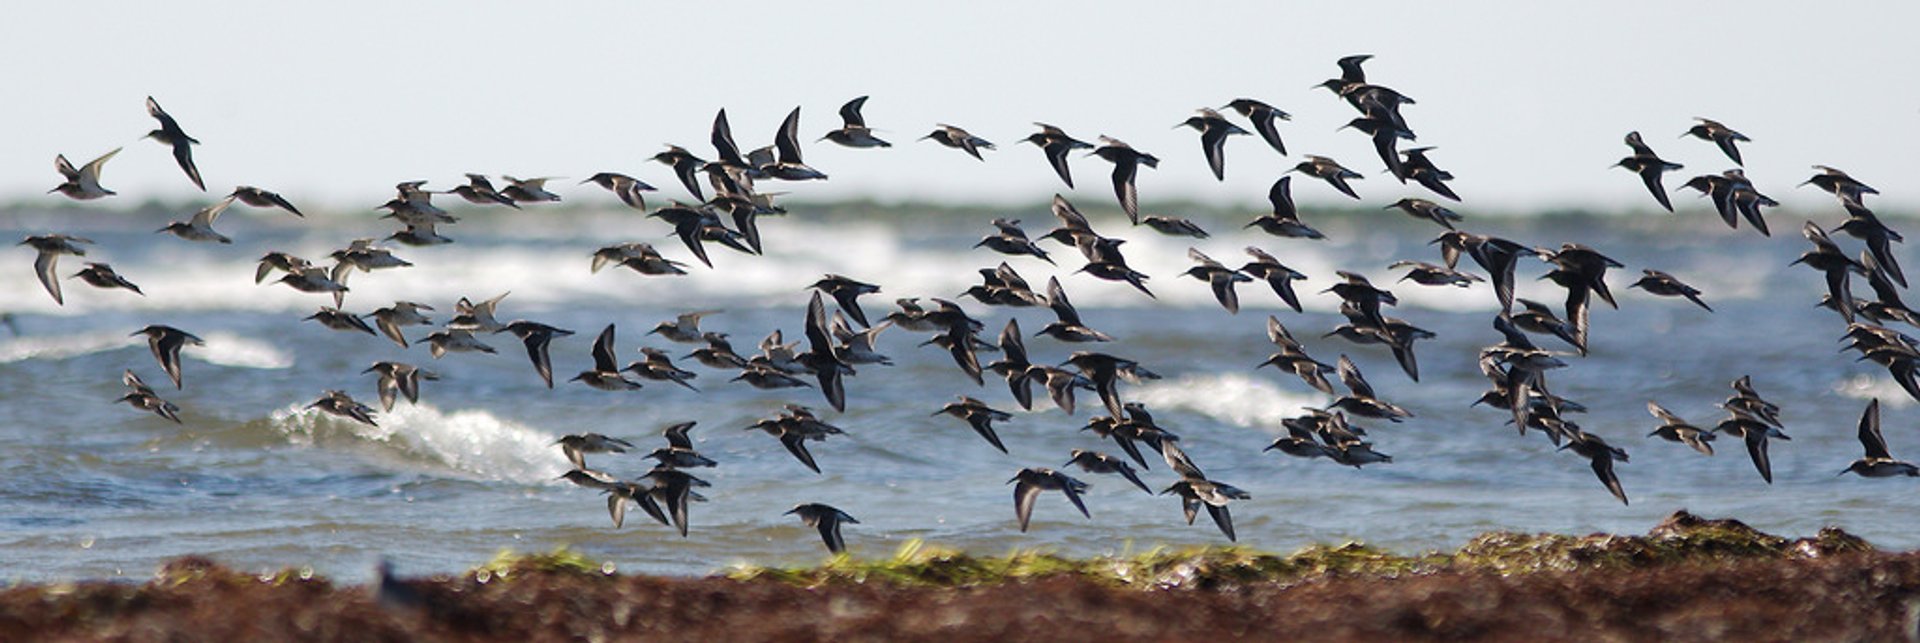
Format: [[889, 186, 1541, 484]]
[[2, 202, 1914, 582]]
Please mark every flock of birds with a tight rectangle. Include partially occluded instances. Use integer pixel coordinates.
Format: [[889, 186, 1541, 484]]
[[17, 54, 1917, 556]]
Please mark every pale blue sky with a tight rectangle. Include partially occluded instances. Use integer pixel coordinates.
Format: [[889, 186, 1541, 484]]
[[7, 2, 1915, 214]]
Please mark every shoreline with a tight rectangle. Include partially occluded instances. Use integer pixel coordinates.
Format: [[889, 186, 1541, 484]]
[[5, 511, 1917, 641]]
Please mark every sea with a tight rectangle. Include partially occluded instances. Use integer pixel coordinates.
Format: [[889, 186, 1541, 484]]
[[2, 197, 1913, 583]]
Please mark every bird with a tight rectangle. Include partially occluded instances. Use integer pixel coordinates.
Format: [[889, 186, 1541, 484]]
[[49, 148, 122, 200], [1141, 215, 1209, 239], [1801, 165, 1878, 208], [756, 106, 830, 181], [974, 218, 1054, 265], [1629, 269, 1712, 311], [1177, 108, 1250, 181], [1683, 118, 1751, 166], [626, 347, 701, 391], [143, 96, 204, 191], [571, 324, 644, 391], [1792, 221, 1867, 323], [1020, 123, 1094, 188], [1089, 136, 1159, 225], [20, 234, 92, 305], [448, 293, 511, 333], [1715, 414, 1789, 484], [1183, 248, 1252, 314], [1338, 115, 1412, 181], [448, 174, 519, 208], [497, 321, 575, 388], [1009, 468, 1091, 532], [500, 176, 562, 203], [821, 96, 891, 148], [1646, 401, 1715, 456], [228, 186, 304, 217], [1613, 131, 1684, 213], [1221, 98, 1290, 155], [1842, 399, 1919, 478], [1400, 148, 1460, 202], [580, 172, 657, 209], [117, 370, 182, 424], [1389, 260, 1480, 288], [1563, 429, 1630, 506], [649, 310, 722, 344], [422, 328, 497, 359], [809, 274, 881, 329], [1161, 475, 1249, 541], [935, 396, 1015, 453], [363, 361, 437, 411], [1063, 449, 1151, 494], [1288, 155, 1363, 200], [554, 433, 636, 470], [365, 302, 434, 348], [1386, 198, 1462, 230], [921, 123, 995, 160], [304, 307, 378, 336], [308, 390, 378, 428], [651, 145, 708, 201], [133, 325, 203, 389], [157, 197, 236, 244], [1241, 247, 1309, 312], [786, 504, 859, 555]]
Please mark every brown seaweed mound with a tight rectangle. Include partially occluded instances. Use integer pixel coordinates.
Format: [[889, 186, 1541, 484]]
[[1, 511, 1914, 642]]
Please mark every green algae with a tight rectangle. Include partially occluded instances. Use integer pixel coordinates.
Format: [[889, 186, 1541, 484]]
[[727, 511, 1880, 589]]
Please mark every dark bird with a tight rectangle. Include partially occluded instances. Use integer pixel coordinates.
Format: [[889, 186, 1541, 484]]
[[1646, 401, 1715, 456], [936, 396, 1014, 453], [1400, 148, 1460, 202], [821, 96, 891, 148], [1630, 269, 1712, 311], [309, 390, 378, 428], [1613, 131, 1684, 213], [786, 504, 859, 554], [1162, 475, 1249, 541], [580, 172, 657, 209], [809, 274, 881, 329], [1241, 247, 1309, 312], [228, 186, 304, 217], [143, 96, 204, 191], [117, 370, 182, 423], [571, 324, 644, 391], [1564, 428, 1630, 506], [1832, 204, 1906, 289], [1386, 198, 1462, 230], [760, 107, 829, 181], [1792, 221, 1867, 324], [500, 176, 562, 203], [1183, 248, 1252, 314], [1258, 316, 1336, 395], [21, 234, 92, 305], [554, 433, 635, 471], [649, 310, 722, 344], [1037, 276, 1114, 343], [1802, 165, 1879, 208], [975, 218, 1054, 264], [365, 302, 434, 349], [1021, 123, 1094, 188], [448, 174, 519, 208], [1009, 467, 1091, 532], [1222, 98, 1291, 155], [50, 148, 121, 200], [1389, 260, 1480, 288], [798, 291, 853, 412], [1338, 116, 1412, 181], [921, 124, 995, 160], [1289, 155, 1363, 200], [626, 347, 701, 392], [1089, 136, 1159, 224], [1141, 215, 1209, 239], [133, 325, 202, 389], [1432, 231, 1533, 313], [363, 361, 437, 411], [1246, 177, 1325, 239], [303, 306, 377, 336], [1683, 118, 1751, 166], [641, 467, 709, 537], [1176, 108, 1249, 181], [1064, 449, 1151, 494], [651, 145, 708, 201], [1716, 413, 1788, 485], [1328, 355, 1414, 422], [498, 320, 575, 388], [986, 319, 1035, 409], [1843, 399, 1919, 478], [1065, 351, 1142, 419]]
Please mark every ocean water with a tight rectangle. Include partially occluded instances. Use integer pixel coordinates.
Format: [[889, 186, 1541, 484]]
[[2, 200, 1913, 582]]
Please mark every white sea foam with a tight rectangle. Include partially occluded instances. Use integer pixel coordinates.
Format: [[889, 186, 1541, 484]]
[[0, 331, 137, 363], [270, 402, 570, 484], [1834, 373, 1915, 410], [1128, 372, 1330, 432], [196, 332, 294, 369]]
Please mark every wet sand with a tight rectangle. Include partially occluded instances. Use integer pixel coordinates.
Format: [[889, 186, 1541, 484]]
[[4, 511, 1916, 642]]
